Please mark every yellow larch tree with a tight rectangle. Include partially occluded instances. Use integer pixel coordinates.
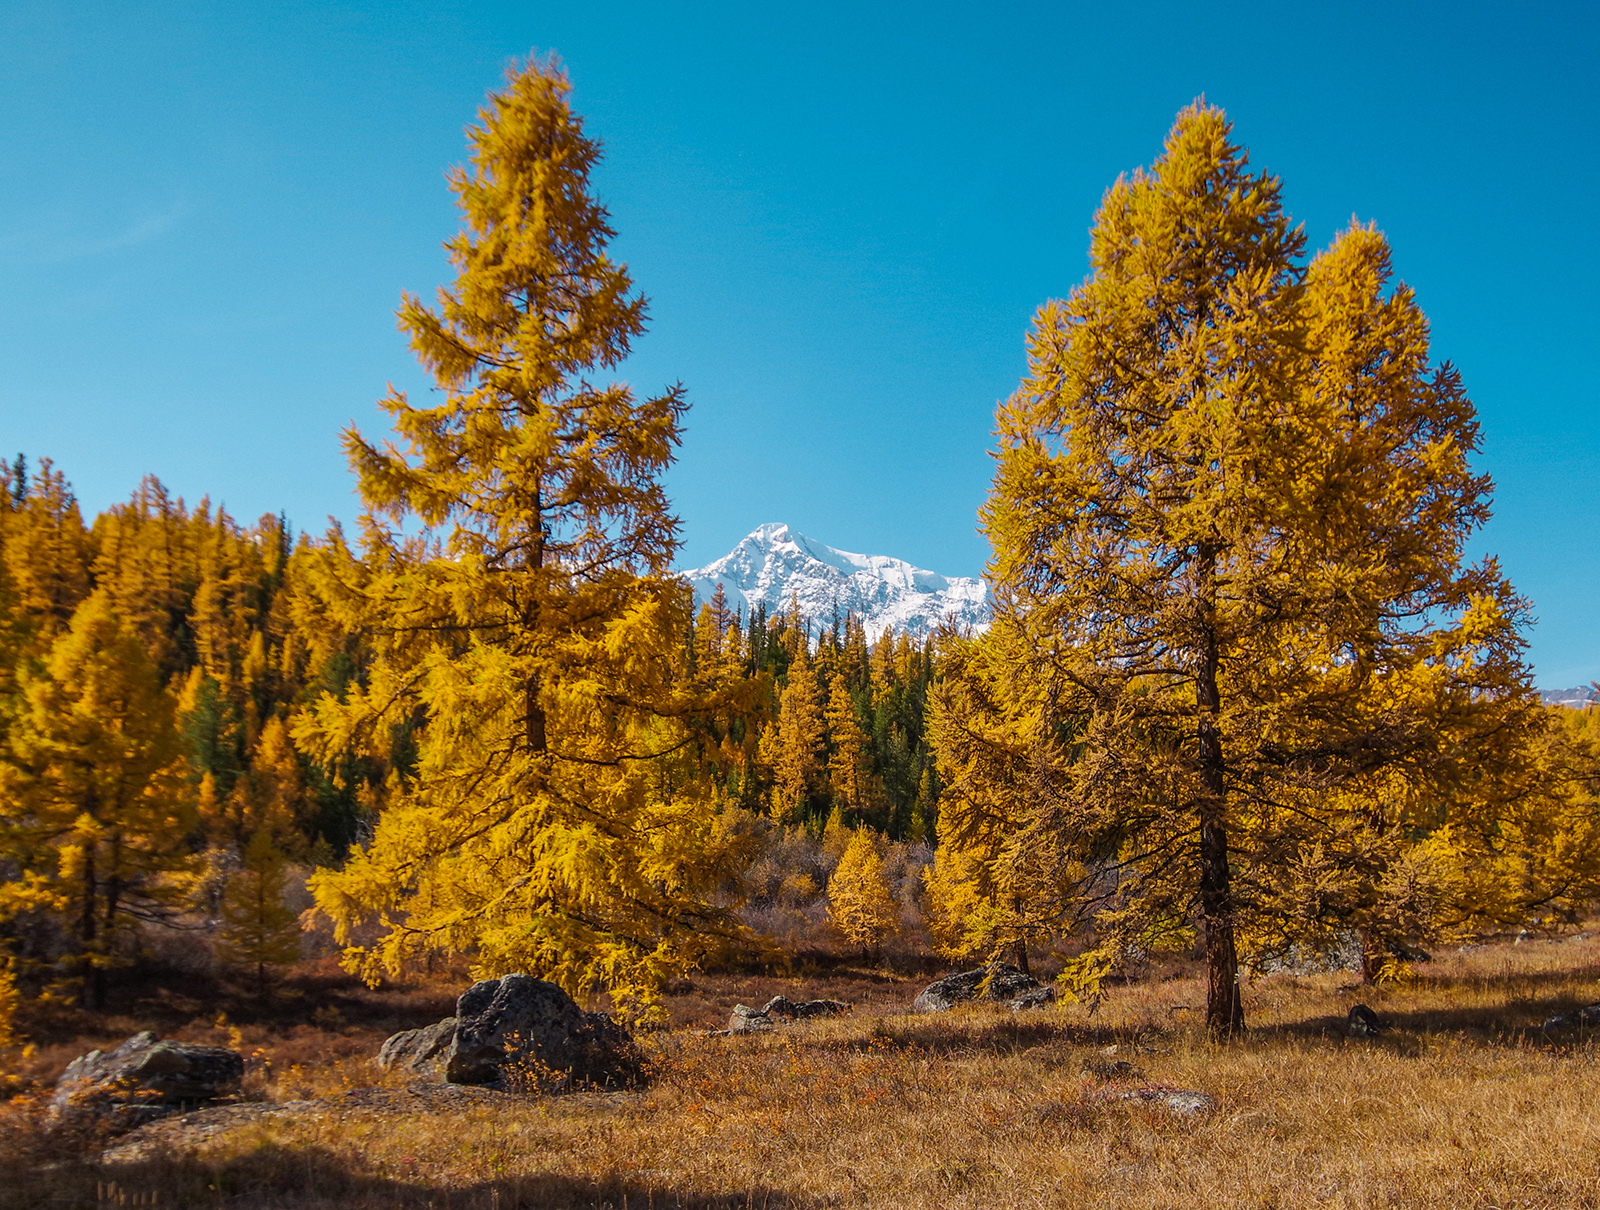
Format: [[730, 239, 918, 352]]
[[767, 647, 825, 823], [0, 591, 193, 1007], [825, 668, 875, 822], [941, 103, 1541, 1035], [297, 57, 759, 1018], [827, 827, 896, 954]]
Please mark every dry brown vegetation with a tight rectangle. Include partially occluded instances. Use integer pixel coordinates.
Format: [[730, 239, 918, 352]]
[[6, 934, 1600, 1209]]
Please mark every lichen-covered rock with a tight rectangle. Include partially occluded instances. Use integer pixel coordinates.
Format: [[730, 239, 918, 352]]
[[1118, 1087, 1215, 1116], [376, 1017, 456, 1077], [912, 963, 1037, 1013], [444, 974, 644, 1088], [761, 995, 850, 1020], [51, 1033, 243, 1127], [1541, 1003, 1600, 1030], [1009, 986, 1056, 1012], [728, 1004, 776, 1033]]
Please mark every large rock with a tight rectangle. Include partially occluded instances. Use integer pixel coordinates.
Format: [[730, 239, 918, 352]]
[[51, 1033, 243, 1127], [377, 1017, 456, 1077], [444, 974, 643, 1088], [912, 963, 1038, 1013]]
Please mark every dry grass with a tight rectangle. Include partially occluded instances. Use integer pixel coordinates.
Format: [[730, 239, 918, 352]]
[[6, 935, 1600, 1209]]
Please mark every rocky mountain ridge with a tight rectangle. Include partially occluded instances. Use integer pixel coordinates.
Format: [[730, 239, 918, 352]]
[[678, 523, 989, 641]]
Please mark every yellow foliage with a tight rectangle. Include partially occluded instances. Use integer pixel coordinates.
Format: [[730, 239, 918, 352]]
[[942, 102, 1548, 1035], [299, 57, 761, 1019], [827, 828, 896, 951], [0, 590, 193, 1007], [920, 843, 986, 961]]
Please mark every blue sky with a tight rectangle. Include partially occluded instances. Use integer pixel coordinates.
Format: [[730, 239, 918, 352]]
[[2, 1, 1596, 684]]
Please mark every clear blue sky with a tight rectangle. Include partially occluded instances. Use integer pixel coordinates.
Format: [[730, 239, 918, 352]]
[[2, 2, 1596, 684]]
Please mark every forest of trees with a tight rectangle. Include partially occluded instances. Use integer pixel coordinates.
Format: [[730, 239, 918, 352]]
[[1, 60, 1597, 1039], [0, 453, 945, 1020]]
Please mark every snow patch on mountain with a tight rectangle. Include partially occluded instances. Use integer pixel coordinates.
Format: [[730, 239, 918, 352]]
[[679, 523, 990, 641], [1540, 686, 1597, 709]]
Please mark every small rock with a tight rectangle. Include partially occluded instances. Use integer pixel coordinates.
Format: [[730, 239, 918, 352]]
[[377, 1017, 456, 1077], [728, 1004, 776, 1033], [1118, 1088, 1215, 1116], [912, 963, 1037, 1013], [1515, 929, 1531, 945], [51, 1033, 243, 1128], [1541, 1003, 1600, 1030], [1008, 986, 1056, 1012], [1346, 1004, 1384, 1037], [1083, 1057, 1143, 1081]]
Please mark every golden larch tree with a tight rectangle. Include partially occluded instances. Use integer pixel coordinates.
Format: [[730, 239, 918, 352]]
[[941, 103, 1539, 1035], [827, 827, 896, 953], [0, 591, 193, 1007], [298, 56, 757, 1018]]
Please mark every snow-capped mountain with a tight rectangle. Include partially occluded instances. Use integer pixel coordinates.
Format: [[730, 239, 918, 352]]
[[1540, 686, 1597, 709], [679, 523, 990, 641]]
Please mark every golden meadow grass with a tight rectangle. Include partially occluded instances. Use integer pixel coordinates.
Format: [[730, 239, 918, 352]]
[[6, 936, 1600, 1209]]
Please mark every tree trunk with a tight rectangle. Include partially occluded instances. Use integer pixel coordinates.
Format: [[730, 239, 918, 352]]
[[525, 485, 548, 755], [78, 842, 99, 1010], [1011, 898, 1031, 975], [1196, 590, 1243, 1038], [1359, 929, 1386, 984]]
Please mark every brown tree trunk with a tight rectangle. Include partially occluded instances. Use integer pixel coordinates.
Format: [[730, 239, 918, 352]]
[[79, 841, 99, 1010], [1359, 929, 1386, 984], [1196, 583, 1243, 1038], [525, 485, 548, 755], [1011, 898, 1031, 976]]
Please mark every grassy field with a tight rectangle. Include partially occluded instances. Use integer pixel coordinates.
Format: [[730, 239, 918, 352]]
[[6, 936, 1600, 1209]]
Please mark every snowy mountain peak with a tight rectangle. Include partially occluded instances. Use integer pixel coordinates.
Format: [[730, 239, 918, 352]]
[[679, 524, 990, 642]]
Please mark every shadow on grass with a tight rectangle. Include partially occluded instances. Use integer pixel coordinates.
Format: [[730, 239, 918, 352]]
[[1260, 992, 1600, 1052], [6, 1142, 823, 1210]]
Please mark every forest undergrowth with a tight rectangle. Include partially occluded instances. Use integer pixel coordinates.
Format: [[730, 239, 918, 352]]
[[6, 932, 1600, 1209]]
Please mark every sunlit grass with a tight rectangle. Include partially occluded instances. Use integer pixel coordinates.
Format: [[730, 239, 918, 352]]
[[6, 936, 1600, 1208]]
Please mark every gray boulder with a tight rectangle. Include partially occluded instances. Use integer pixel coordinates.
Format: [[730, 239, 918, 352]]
[[1118, 1087, 1215, 1116], [1346, 1004, 1384, 1037], [1541, 1003, 1600, 1030], [725, 995, 851, 1033], [760, 995, 850, 1020], [444, 974, 644, 1088], [51, 1032, 243, 1126], [912, 963, 1038, 1013], [376, 1017, 456, 1077], [1009, 986, 1056, 1012]]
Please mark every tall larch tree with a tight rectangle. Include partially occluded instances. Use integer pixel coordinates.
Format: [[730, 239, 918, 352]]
[[942, 103, 1538, 1036], [825, 668, 875, 822], [827, 826, 896, 954], [298, 56, 758, 1018], [767, 647, 825, 823], [0, 592, 192, 1007]]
